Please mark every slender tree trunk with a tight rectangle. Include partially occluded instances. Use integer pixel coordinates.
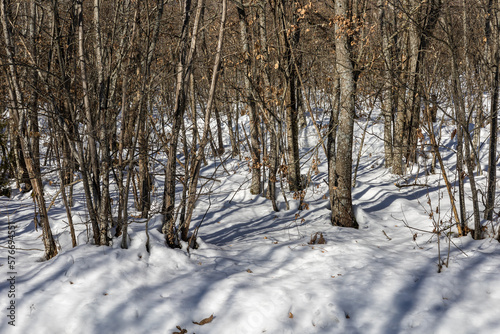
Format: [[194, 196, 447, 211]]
[[456, 108, 467, 230], [379, 0, 394, 168], [162, 0, 196, 247], [450, 52, 482, 238], [54, 139, 77, 248], [485, 52, 499, 221], [485, 0, 499, 220], [328, 76, 340, 216], [278, 0, 301, 192], [76, 0, 102, 245], [93, 0, 111, 245], [182, 0, 227, 243], [237, 0, 261, 195], [257, 1, 278, 210], [393, 78, 406, 174], [225, 80, 239, 158], [1, 0, 58, 259]]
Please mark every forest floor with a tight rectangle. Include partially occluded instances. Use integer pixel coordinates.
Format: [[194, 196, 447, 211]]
[[1, 111, 500, 334]]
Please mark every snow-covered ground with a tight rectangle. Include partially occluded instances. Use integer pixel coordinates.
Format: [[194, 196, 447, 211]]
[[1, 112, 499, 334]]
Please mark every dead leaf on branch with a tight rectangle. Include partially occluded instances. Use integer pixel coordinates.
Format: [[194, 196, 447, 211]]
[[451, 128, 457, 140], [193, 314, 214, 325]]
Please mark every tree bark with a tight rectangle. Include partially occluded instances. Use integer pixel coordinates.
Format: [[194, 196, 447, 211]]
[[485, 0, 499, 221], [162, 0, 198, 247], [379, 0, 394, 168], [1, 0, 58, 259], [332, 0, 358, 228], [278, 0, 301, 192], [182, 0, 227, 243], [237, 0, 261, 195]]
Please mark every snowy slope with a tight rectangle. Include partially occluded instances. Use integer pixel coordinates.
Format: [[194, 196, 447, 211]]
[[1, 112, 500, 334]]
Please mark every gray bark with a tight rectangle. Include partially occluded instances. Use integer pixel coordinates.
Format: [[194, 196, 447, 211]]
[[182, 0, 227, 243], [332, 0, 358, 228], [237, 0, 261, 195], [1, 0, 58, 259], [162, 0, 198, 247], [379, 0, 394, 168]]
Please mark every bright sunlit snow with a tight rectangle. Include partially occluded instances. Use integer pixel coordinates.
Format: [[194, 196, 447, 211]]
[[1, 111, 500, 334]]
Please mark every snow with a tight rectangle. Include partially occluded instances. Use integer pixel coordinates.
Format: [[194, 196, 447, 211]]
[[1, 112, 500, 334]]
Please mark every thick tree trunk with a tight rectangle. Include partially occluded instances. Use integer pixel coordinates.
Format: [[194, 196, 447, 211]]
[[332, 0, 358, 229]]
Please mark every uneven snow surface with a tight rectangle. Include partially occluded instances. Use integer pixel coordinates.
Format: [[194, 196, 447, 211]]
[[1, 114, 500, 334]]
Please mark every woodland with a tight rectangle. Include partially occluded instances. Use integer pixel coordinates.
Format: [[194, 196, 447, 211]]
[[0, 0, 500, 332]]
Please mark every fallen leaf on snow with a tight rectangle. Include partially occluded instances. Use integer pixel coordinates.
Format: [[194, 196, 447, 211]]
[[173, 325, 187, 334], [193, 314, 214, 325]]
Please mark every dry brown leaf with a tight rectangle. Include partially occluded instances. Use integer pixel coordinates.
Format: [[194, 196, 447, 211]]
[[451, 128, 457, 140], [173, 325, 187, 334], [288, 312, 294, 319], [246, 269, 253, 273], [193, 314, 214, 325]]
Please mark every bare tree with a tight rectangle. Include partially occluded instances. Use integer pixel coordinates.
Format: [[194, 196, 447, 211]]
[[1, 0, 58, 259], [484, 0, 499, 222], [162, 0, 200, 247], [182, 0, 227, 243], [275, 0, 301, 192], [331, 0, 358, 228], [237, 0, 261, 195]]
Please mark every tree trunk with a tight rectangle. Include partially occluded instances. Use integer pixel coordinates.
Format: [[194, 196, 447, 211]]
[[328, 76, 340, 217], [278, 0, 301, 192], [1, 0, 58, 259], [76, 0, 102, 245], [485, 0, 499, 221], [332, 0, 358, 228], [257, 1, 278, 210], [162, 0, 197, 247], [237, 0, 261, 195], [93, 0, 111, 246], [379, 0, 394, 168], [450, 50, 482, 238], [181, 0, 227, 243]]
